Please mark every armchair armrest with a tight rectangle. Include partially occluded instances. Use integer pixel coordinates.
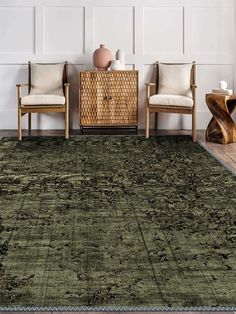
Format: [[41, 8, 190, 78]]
[[16, 84, 29, 106], [145, 83, 156, 86], [145, 82, 156, 99]]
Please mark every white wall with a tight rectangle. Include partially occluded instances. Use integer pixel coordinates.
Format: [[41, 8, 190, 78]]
[[0, 0, 235, 130]]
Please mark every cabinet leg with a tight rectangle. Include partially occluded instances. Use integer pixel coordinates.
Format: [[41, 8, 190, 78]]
[[80, 126, 84, 135]]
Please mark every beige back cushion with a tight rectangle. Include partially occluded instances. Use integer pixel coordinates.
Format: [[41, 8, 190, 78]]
[[30, 63, 65, 96], [158, 64, 193, 98]]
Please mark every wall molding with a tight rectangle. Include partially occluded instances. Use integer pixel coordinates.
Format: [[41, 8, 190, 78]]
[[0, 0, 235, 129]]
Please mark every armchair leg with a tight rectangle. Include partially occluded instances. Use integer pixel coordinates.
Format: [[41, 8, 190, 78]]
[[192, 110, 197, 142], [145, 107, 150, 139], [28, 113, 31, 133], [65, 83, 70, 140], [154, 113, 158, 131], [18, 107, 22, 141], [65, 107, 69, 139]]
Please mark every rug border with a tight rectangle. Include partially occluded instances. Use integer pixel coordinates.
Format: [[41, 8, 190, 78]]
[[0, 306, 236, 312]]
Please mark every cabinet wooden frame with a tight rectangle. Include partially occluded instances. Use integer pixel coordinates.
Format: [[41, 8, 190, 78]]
[[16, 61, 70, 141], [79, 70, 139, 132], [145, 62, 197, 142]]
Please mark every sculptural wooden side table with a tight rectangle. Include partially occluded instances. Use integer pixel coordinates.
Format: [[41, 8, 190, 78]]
[[206, 94, 236, 144]]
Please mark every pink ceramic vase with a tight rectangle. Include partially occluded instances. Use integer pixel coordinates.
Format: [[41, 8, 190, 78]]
[[93, 44, 112, 71]]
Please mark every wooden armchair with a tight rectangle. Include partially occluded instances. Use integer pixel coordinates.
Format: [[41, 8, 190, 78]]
[[16, 61, 70, 141], [145, 62, 197, 142]]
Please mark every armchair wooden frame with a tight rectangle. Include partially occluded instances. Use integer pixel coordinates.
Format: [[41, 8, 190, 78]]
[[16, 61, 70, 141], [145, 61, 197, 142]]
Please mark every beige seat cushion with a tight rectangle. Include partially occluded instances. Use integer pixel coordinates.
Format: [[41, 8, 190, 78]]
[[30, 63, 65, 96], [158, 64, 193, 98], [149, 94, 193, 107], [21, 95, 65, 106]]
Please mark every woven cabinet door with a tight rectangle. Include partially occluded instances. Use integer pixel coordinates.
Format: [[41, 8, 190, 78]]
[[108, 71, 138, 125], [80, 71, 110, 125], [79, 71, 138, 126]]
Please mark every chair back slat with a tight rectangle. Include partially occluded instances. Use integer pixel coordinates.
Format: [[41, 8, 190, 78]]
[[156, 61, 159, 94], [191, 62, 196, 86], [28, 61, 31, 94], [63, 61, 68, 95]]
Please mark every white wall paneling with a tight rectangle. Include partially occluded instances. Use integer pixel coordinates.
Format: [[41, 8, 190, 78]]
[[192, 7, 234, 56], [143, 7, 184, 55], [94, 6, 134, 54], [45, 6, 85, 55], [0, 6, 35, 54], [0, 0, 235, 130]]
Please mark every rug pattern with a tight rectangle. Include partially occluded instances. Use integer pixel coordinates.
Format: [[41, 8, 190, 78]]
[[0, 136, 235, 307]]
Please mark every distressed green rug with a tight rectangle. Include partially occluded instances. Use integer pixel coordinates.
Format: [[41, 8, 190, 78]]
[[0, 135, 235, 310]]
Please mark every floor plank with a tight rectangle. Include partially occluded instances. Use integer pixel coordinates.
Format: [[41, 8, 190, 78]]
[[197, 130, 236, 174]]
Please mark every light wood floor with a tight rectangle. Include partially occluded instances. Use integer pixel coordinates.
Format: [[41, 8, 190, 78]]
[[0, 129, 235, 174], [197, 130, 236, 174]]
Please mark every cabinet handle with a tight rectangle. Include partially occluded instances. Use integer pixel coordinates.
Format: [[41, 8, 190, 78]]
[[104, 96, 112, 101]]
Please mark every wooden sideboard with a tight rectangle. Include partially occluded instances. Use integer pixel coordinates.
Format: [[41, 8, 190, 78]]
[[79, 71, 138, 132]]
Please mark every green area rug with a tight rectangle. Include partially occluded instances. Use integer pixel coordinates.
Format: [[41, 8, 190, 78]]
[[0, 135, 235, 310]]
